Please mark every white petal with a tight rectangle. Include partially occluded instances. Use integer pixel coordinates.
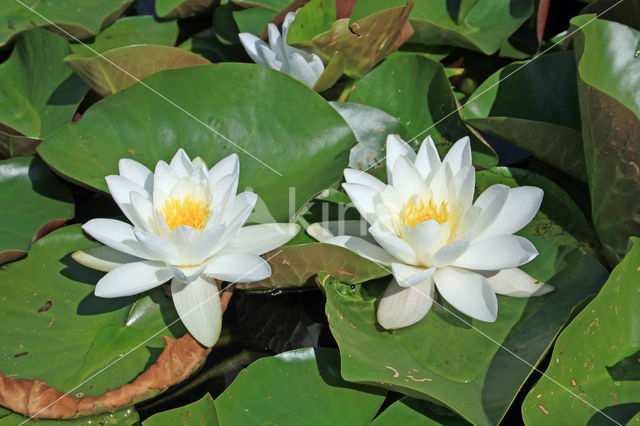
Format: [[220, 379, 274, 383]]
[[187, 225, 226, 264], [239, 32, 267, 65], [171, 276, 222, 347], [204, 252, 271, 282], [134, 228, 180, 264], [482, 268, 554, 297], [209, 173, 239, 226], [392, 263, 435, 288], [83, 219, 150, 258], [154, 161, 179, 195], [389, 156, 428, 200], [72, 245, 142, 272], [442, 136, 471, 175], [222, 191, 257, 230], [454, 166, 475, 210], [118, 159, 153, 194], [369, 221, 417, 265], [386, 134, 416, 184], [322, 235, 396, 265], [452, 235, 538, 270], [168, 225, 203, 264], [169, 264, 206, 283], [306, 220, 374, 243], [208, 154, 239, 187], [377, 276, 435, 330], [475, 186, 543, 240], [129, 192, 154, 232], [428, 162, 455, 204], [282, 11, 297, 38], [414, 135, 441, 180], [169, 148, 194, 178], [95, 261, 172, 297], [401, 221, 449, 265], [256, 43, 281, 69], [433, 267, 498, 322], [343, 168, 386, 192], [432, 240, 469, 267], [283, 51, 320, 87], [467, 184, 510, 239], [342, 182, 378, 223], [267, 23, 284, 60], [105, 175, 151, 229], [224, 223, 300, 255]]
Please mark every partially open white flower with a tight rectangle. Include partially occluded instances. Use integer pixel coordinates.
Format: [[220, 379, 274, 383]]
[[309, 135, 553, 329], [239, 11, 324, 88], [75, 149, 299, 346]]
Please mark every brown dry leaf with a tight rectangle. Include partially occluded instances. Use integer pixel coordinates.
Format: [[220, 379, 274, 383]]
[[0, 289, 235, 419]]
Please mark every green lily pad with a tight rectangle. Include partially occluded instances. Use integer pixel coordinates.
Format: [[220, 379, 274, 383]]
[[70, 16, 179, 56], [233, 7, 277, 36], [348, 53, 498, 168], [0, 407, 139, 425], [350, 0, 533, 55], [38, 64, 355, 222], [0, 0, 132, 48], [179, 28, 248, 63], [464, 51, 586, 181], [236, 242, 388, 292], [155, 0, 215, 19], [572, 15, 640, 265], [64, 45, 210, 97], [0, 225, 186, 414], [329, 101, 410, 180], [0, 29, 87, 139], [322, 167, 608, 425], [0, 156, 74, 265], [286, 0, 336, 46], [215, 347, 386, 424], [143, 393, 218, 425], [371, 397, 467, 425], [522, 237, 640, 425]]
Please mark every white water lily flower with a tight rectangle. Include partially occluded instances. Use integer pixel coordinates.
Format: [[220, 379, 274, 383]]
[[309, 135, 553, 329], [239, 11, 324, 88], [76, 149, 299, 346]]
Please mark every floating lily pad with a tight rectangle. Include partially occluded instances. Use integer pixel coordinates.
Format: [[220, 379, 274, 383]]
[[70, 16, 179, 56], [348, 53, 498, 168], [0, 156, 74, 265], [464, 51, 585, 181], [155, 0, 215, 19], [0, 407, 139, 425], [0, 29, 87, 139], [236, 242, 388, 292], [0, 0, 132, 48], [38, 64, 355, 222], [65, 45, 210, 97], [0, 225, 191, 417], [322, 167, 607, 425], [572, 15, 640, 265], [215, 347, 386, 424], [371, 396, 467, 425], [143, 393, 218, 425], [522, 237, 640, 425]]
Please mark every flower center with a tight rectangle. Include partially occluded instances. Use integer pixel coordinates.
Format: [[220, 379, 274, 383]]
[[401, 198, 449, 228], [161, 195, 210, 231]]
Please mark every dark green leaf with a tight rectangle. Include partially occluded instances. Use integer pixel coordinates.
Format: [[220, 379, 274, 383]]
[[371, 397, 468, 425], [0, 0, 131, 47], [572, 15, 640, 265], [0, 29, 87, 138], [233, 7, 277, 36], [143, 393, 218, 425], [155, 0, 215, 19], [349, 53, 498, 168], [0, 407, 139, 425], [0, 156, 74, 265], [464, 51, 585, 180], [38, 64, 355, 222], [215, 347, 386, 424], [522, 237, 640, 425]]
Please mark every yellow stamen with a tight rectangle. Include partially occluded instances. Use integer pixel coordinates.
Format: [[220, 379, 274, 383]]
[[161, 195, 210, 231], [401, 198, 449, 228]]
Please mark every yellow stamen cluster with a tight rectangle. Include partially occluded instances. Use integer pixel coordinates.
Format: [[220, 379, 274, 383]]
[[401, 199, 449, 228], [162, 195, 210, 231]]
